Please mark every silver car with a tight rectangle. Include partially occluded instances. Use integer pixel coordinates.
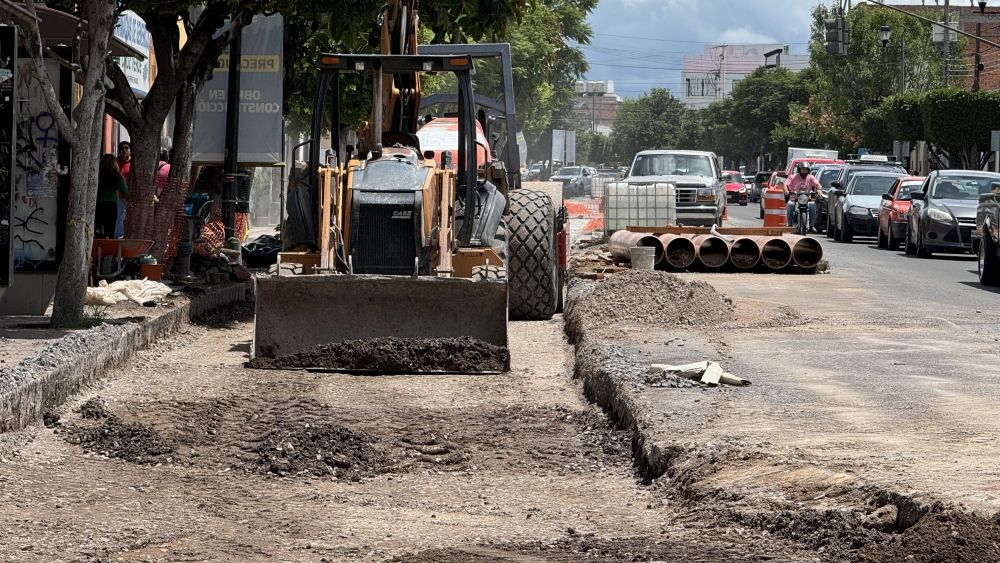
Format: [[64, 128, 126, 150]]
[[829, 171, 905, 243], [907, 170, 1000, 257]]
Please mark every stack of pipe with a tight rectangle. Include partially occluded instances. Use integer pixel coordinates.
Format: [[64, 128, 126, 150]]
[[608, 230, 823, 273]]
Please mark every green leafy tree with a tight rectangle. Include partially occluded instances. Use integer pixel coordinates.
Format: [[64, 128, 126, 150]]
[[780, 3, 948, 155], [701, 67, 809, 167], [610, 89, 687, 160], [920, 89, 1000, 169]]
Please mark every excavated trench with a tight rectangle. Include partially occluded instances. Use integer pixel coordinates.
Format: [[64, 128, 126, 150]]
[[563, 269, 1000, 562]]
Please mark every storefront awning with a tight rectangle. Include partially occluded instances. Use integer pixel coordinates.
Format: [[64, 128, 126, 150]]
[[0, 2, 146, 60]]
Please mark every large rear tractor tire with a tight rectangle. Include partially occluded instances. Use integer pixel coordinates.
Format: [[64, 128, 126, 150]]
[[507, 190, 559, 320]]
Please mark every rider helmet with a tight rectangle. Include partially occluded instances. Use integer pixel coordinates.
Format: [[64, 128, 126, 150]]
[[797, 161, 812, 173]]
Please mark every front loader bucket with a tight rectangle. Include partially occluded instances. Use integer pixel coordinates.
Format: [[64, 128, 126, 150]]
[[252, 274, 509, 373]]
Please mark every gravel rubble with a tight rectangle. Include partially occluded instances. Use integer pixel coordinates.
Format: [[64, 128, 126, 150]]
[[566, 270, 734, 331], [0, 323, 130, 393]]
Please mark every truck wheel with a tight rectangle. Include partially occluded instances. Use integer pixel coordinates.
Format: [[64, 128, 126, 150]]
[[980, 236, 1000, 286], [507, 189, 558, 320]]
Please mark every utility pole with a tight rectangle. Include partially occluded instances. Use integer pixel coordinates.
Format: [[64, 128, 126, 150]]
[[943, 0, 950, 87], [222, 25, 243, 251], [720, 44, 727, 100], [591, 92, 596, 134]]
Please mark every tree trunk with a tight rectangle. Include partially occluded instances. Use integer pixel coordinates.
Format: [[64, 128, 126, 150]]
[[123, 126, 163, 242], [50, 97, 104, 326], [149, 81, 198, 263]]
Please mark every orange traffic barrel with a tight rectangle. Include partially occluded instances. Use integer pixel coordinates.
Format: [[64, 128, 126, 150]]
[[763, 188, 787, 227]]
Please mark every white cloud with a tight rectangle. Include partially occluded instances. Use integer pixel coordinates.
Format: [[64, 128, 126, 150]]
[[717, 26, 779, 45]]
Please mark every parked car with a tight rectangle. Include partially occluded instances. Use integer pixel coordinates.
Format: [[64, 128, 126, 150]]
[[825, 161, 907, 238], [550, 165, 593, 198], [623, 149, 725, 226], [525, 162, 545, 181], [907, 170, 1000, 258], [758, 171, 787, 219], [750, 171, 772, 202], [722, 170, 749, 206], [974, 179, 1000, 284], [877, 176, 925, 250], [829, 170, 905, 243]]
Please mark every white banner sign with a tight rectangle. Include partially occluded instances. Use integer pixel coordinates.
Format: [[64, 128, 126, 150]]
[[113, 11, 150, 97]]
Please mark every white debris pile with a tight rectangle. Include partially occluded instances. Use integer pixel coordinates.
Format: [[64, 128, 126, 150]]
[[86, 279, 175, 307], [646, 360, 751, 387]]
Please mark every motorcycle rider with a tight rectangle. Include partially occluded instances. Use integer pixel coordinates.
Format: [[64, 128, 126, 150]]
[[783, 161, 820, 232]]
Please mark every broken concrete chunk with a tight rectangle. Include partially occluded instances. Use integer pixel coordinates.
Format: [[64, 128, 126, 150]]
[[700, 362, 723, 386], [647, 360, 749, 386]]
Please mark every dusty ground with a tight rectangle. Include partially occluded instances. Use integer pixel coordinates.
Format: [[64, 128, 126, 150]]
[[0, 307, 822, 562]]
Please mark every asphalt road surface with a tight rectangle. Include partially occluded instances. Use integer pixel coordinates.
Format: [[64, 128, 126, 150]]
[[686, 203, 1000, 512]]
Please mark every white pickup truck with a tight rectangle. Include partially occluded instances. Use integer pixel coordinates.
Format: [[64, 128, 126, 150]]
[[610, 150, 725, 228]]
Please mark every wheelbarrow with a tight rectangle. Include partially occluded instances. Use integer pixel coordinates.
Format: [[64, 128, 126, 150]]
[[91, 239, 154, 282]]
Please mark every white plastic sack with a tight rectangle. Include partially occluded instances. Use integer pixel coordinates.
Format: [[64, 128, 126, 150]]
[[86, 279, 174, 307]]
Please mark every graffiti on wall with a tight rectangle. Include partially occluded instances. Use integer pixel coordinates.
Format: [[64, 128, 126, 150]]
[[11, 58, 64, 271]]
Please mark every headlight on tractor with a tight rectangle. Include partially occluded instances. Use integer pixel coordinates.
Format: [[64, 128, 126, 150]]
[[927, 207, 953, 222]]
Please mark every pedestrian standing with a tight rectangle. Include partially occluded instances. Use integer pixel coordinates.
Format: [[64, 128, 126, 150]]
[[115, 141, 132, 237], [96, 154, 127, 238]]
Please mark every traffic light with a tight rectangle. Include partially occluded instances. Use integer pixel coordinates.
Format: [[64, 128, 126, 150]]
[[824, 16, 850, 56]]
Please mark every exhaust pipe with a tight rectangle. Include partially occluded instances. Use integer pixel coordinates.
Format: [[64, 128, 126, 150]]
[[728, 236, 761, 270], [690, 235, 730, 269], [656, 234, 697, 270], [609, 230, 664, 265], [783, 235, 824, 269], [752, 236, 793, 270]]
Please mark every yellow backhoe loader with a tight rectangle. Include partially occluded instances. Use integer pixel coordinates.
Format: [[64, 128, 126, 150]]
[[252, 1, 560, 373]]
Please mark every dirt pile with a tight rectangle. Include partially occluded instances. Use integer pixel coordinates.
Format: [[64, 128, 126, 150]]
[[69, 418, 175, 464], [77, 397, 109, 420], [857, 510, 1000, 562], [249, 421, 391, 479], [249, 336, 508, 372], [567, 270, 734, 331]]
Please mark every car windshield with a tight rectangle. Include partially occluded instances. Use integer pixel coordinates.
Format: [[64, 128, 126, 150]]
[[721, 173, 740, 183], [848, 175, 900, 196], [755, 172, 770, 182], [556, 166, 581, 176], [631, 154, 714, 177], [931, 174, 1000, 199], [896, 180, 923, 201]]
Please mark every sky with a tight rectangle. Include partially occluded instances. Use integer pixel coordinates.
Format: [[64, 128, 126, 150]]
[[581, 0, 932, 99]]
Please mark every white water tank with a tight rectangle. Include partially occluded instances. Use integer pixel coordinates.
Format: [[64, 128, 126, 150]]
[[604, 182, 676, 233]]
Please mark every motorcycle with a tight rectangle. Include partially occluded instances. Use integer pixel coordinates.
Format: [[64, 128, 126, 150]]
[[792, 190, 816, 236]]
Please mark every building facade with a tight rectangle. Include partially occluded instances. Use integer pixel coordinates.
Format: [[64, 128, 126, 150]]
[[681, 44, 810, 109]]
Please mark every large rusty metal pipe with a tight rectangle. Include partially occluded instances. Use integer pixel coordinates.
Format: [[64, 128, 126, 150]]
[[728, 236, 762, 270], [752, 236, 793, 270], [609, 230, 664, 264], [782, 235, 824, 269], [656, 234, 696, 270], [689, 234, 730, 269]]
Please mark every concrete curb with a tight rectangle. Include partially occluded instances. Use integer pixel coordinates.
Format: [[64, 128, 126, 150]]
[[0, 283, 247, 433]]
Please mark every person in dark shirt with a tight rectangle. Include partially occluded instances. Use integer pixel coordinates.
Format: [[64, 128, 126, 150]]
[[96, 154, 127, 238]]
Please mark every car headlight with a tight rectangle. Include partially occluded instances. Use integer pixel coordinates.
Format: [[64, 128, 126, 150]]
[[848, 205, 868, 216], [697, 187, 715, 202], [927, 207, 953, 222], [739, 187, 747, 193]]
